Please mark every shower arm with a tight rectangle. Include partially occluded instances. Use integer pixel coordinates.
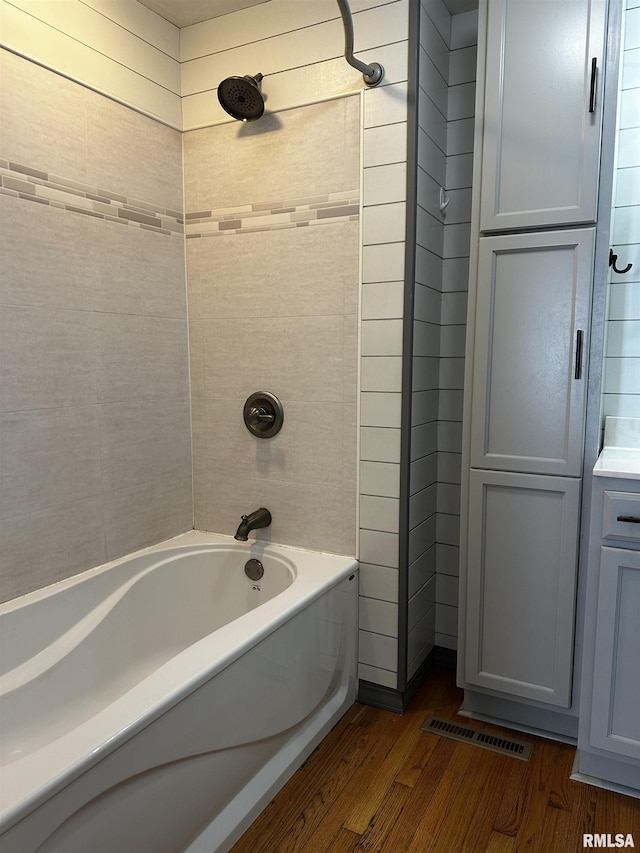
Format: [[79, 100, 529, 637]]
[[336, 0, 384, 86]]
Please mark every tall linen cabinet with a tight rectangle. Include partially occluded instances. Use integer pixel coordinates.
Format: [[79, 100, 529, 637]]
[[458, 0, 609, 735]]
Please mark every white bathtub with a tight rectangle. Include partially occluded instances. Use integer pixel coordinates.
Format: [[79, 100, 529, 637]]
[[0, 531, 358, 853]]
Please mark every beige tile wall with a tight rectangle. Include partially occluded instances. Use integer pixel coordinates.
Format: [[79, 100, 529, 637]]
[[0, 51, 192, 603], [184, 97, 360, 555]]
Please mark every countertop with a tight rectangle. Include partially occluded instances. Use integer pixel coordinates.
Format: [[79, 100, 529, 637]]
[[593, 447, 640, 479], [593, 417, 640, 479]]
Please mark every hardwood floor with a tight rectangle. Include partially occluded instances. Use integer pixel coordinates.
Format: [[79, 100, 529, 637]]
[[230, 667, 640, 853]]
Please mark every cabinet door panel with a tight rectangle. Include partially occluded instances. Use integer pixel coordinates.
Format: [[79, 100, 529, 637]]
[[470, 229, 594, 476], [479, 0, 606, 232], [465, 469, 581, 707], [589, 547, 640, 760]]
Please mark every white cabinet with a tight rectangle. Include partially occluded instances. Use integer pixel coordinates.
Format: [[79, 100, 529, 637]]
[[470, 229, 594, 476], [458, 0, 609, 731], [464, 470, 581, 707], [578, 477, 640, 791], [589, 547, 640, 760], [479, 0, 607, 232]]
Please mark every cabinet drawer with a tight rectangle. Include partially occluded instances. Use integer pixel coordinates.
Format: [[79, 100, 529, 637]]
[[603, 491, 640, 542]]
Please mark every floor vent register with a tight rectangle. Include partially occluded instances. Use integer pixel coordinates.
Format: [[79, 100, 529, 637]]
[[420, 716, 534, 761]]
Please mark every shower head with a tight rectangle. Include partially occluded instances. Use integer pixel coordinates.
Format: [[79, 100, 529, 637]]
[[217, 73, 265, 122]]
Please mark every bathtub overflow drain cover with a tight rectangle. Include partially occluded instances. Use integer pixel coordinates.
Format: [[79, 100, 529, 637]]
[[245, 559, 264, 581]]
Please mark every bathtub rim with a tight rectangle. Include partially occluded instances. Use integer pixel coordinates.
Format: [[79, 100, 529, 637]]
[[0, 530, 358, 834]]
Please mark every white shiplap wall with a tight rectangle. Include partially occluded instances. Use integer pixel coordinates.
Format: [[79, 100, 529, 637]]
[[0, 0, 181, 126], [604, 0, 640, 418], [435, 9, 478, 653], [181, 0, 408, 129], [406, 0, 451, 684]]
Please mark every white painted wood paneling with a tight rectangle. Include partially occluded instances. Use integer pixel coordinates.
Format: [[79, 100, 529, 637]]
[[181, 1, 408, 130], [360, 461, 401, 498], [0, 0, 181, 126], [360, 427, 402, 463], [83, 0, 179, 58], [359, 562, 399, 602], [9, 0, 179, 88], [603, 0, 640, 421]]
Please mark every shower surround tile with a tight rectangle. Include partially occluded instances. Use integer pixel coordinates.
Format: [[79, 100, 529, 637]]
[[186, 221, 359, 319], [0, 195, 185, 314], [184, 96, 360, 556], [1, 50, 88, 183], [103, 476, 193, 562], [0, 305, 98, 411], [201, 314, 356, 404], [0, 498, 107, 604], [98, 400, 192, 493], [184, 192, 358, 238], [1, 50, 182, 211], [0, 161, 183, 236], [95, 314, 189, 404], [202, 398, 357, 492], [183, 97, 359, 212], [0, 407, 101, 519], [200, 472, 357, 557], [1, 52, 191, 601]]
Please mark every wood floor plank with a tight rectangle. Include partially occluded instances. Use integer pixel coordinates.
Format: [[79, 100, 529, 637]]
[[394, 728, 441, 787], [394, 673, 463, 788], [269, 707, 409, 852], [325, 828, 360, 853], [342, 711, 427, 834], [414, 745, 508, 853], [230, 668, 640, 853], [565, 775, 599, 841], [485, 830, 516, 852], [619, 794, 640, 835], [230, 712, 377, 853], [492, 756, 534, 836], [459, 753, 524, 851], [545, 741, 575, 813], [353, 781, 413, 852], [512, 739, 559, 850], [594, 786, 640, 839], [404, 767, 466, 853], [379, 737, 458, 852]]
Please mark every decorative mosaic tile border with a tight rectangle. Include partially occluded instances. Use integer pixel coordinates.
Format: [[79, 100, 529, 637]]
[[0, 159, 359, 239], [0, 159, 184, 236], [185, 189, 360, 239]]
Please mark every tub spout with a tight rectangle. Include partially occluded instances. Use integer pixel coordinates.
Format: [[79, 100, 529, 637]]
[[234, 508, 272, 541]]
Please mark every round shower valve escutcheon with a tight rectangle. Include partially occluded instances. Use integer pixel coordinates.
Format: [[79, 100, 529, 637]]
[[243, 391, 284, 438]]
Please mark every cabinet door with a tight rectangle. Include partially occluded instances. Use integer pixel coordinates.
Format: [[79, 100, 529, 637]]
[[589, 547, 640, 760], [479, 0, 606, 232], [464, 469, 581, 707], [470, 229, 594, 476]]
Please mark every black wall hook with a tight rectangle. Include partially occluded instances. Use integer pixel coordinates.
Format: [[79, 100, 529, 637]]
[[609, 248, 633, 275]]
